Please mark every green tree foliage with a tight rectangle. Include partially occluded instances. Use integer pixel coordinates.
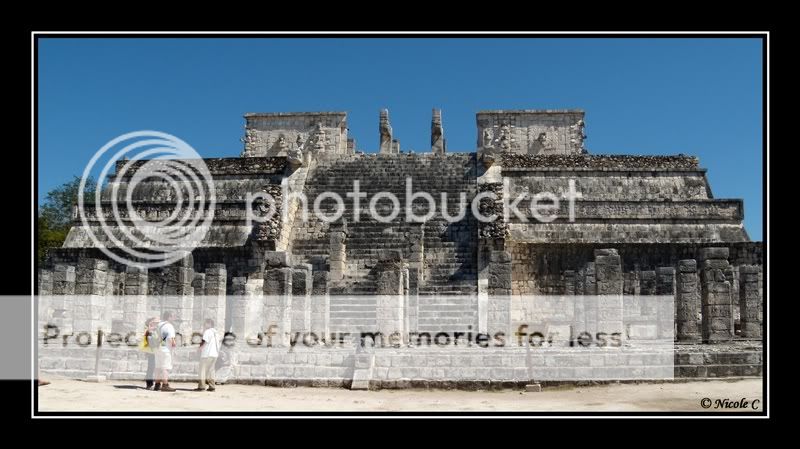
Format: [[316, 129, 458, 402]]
[[37, 176, 96, 264]]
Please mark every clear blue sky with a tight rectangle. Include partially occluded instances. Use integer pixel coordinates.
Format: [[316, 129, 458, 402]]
[[37, 37, 763, 240]]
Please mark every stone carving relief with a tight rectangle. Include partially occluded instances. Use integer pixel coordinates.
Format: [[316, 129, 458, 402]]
[[529, 132, 549, 155], [569, 119, 588, 154], [496, 124, 514, 150], [269, 134, 289, 155], [241, 127, 263, 157], [481, 123, 518, 154], [379, 109, 394, 153], [431, 109, 445, 154], [309, 122, 329, 153], [477, 183, 508, 240], [252, 184, 283, 246], [482, 128, 494, 150]]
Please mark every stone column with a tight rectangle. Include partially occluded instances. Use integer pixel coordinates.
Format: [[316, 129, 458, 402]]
[[487, 250, 512, 341], [74, 258, 110, 333], [656, 266, 676, 340], [264, 267, 293, 346], [163, 253, 194, 344], [37, 269, 53, 324], [579, 262, 597, 336], [204, 263, 227, 335], [639, 270, 657, 295], [191, 273, 206, 335], [564, 270, 576, 295], [638, 269, 657, 322], [676, 259, 701, 342], [375, 250, 405, 346], [407, 223, 424, 285], [329, 220, 348, 282], [122, 266, 149, 335], [229, 277, 248, 344], [739, 265, 763, 339], [51, 264, 75, 335], [311, 271, 330, 343], [244, 276, 264, 344], [105, 270, 120, 332], [378, 109, 394, 154], [291, 264, 313, 336], [623, 271, 639, 296], [594, 249, 623, 337], [700, 248, 733, 343], [431, 108, 446, 155]]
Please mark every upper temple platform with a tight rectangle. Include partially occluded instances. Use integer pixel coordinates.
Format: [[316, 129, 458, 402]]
[[239, 109, 588, 158], [58, 108, 754, 258]]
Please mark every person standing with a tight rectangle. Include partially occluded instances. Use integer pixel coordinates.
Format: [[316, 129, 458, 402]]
[[155, 311, 177, 392], [194, 319, 220, 392], [143, 317, 159, 389]]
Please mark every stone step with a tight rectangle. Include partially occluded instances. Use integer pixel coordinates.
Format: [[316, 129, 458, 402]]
[[418, 319, 477, 326], [329, 320, 378, 326], [414, 326, 479, 333], [418, 303, 478, 310], [418, 289, 478, 294]]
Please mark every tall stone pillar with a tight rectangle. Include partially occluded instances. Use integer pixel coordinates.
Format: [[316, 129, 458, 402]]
[[204, 263, 227, 335], [311, 271, 330, 343], [579, 262, 597, 336], [407, 224, 423, 335], [329, 219, 348, 282], [123, 266, 149, 335], [407, 223, 424, 285], [431, 108, 446, 155], [676, 259, 701, 342], [639, 270, 657, 295], [74, 258, 111, 333], [564, 270, 576, 295], [291, 264, 313, 335], [104, 270, 119, 330], [378, 109, 394, 154], [487, 250, 512, 341], [739, 265, 763, 339], [191, 273, 206, 335], [37, 269, 53, 324], [656, 266, 676, 340], [700, 248, 733, 343], [229, 277, 247, 344], [375, 250, 405, 346], [244, 276, 265, 343], [623, 271, 640, 296], [51, 264, 75, 335], [264, 267, 293, 346], [163, 253, 194, 343], [594, 249, 623, 336]]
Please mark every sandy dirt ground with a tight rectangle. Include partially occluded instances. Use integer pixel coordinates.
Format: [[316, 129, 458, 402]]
[[36, 377, 763, 413]]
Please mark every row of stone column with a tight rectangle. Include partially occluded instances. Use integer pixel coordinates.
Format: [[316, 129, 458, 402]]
[[481, 246, 763, 344], [227, 251, 331, 346], [38, 254, 229, 339]]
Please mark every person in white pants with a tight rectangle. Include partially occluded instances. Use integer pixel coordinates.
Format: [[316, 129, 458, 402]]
[[194, 319, 220, 392]]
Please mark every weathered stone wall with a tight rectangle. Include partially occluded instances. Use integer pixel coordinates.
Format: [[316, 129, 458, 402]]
[[504, 170, 711, 201], [65, 157, 290, 250], [509, 242, 762, 295], [477, 110, 586, 155], [242, 112, 348, 157], [501, 154, 700, 170], [38, 343, 762, 387]]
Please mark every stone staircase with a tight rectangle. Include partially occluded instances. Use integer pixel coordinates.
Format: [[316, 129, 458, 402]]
[[290, 153, 479, 337]]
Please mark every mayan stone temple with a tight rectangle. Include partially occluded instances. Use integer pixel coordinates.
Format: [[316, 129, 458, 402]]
[[38, 109, 763, 389]]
